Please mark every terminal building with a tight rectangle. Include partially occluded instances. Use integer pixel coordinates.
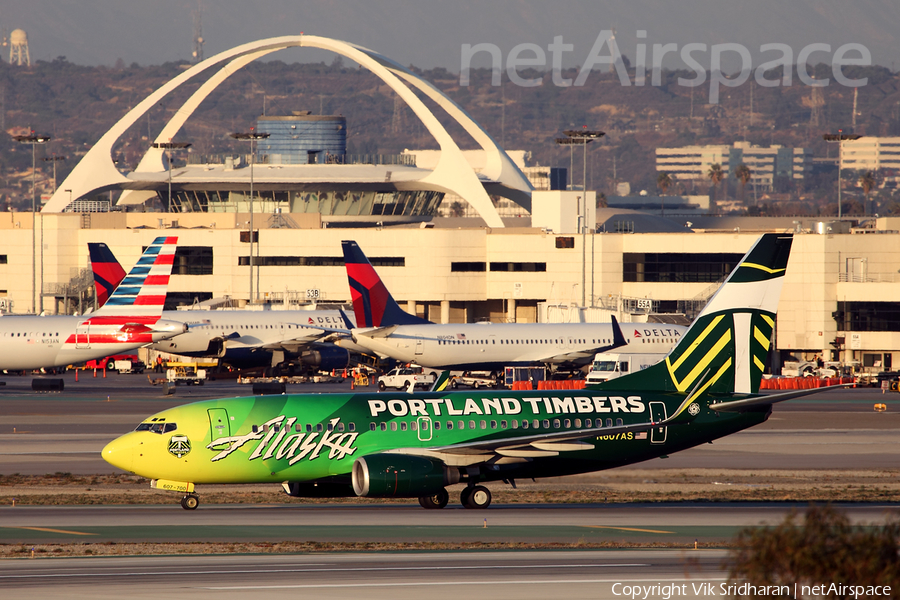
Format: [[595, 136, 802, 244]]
[[9, 36, 900, 376]]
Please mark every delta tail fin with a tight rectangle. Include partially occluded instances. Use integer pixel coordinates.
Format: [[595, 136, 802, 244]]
[[593, 233, 793, 396], [88, 242, 127, 308], [93, 236, 178, 319], [342, 240, 431, 328]]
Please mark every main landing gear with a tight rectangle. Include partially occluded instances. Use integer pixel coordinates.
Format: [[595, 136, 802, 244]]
[[418, 488, 450, 509], [460, 485, 491, 509], [416, 485, 492, 509], [180, 493, 200, 510]]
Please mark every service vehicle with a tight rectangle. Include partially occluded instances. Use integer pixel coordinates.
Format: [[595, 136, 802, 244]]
[[585, 352, 665, 385], [377, 366, 435, 391]]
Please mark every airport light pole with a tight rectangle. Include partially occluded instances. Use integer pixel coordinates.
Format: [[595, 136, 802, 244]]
[[230, 131, 269, 304], [151, 142, 192, 213], [823, 131, 862, 219], [41, 154, 66, 313], [557, 129, 603, 308], [14, 132, 50, 314]]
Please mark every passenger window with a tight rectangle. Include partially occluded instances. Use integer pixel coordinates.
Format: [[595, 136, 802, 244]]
[[337, 423, 345, 432], [457, 421, 464, 430], [349, 423, 356, 432], [316, 424, 324, 433], [391, 422, 398, 431], [616, 418, 624, 426], [380, 422, 387, 431], [574, 419, 581, 428], [252, 425, 259, 433], [543, 419, 550, 429], [521, 420, 529, 429], [410, 421, 417, 431], [369, 423, 376, 431], [306, 424, 312, 433], [327, 423, 334, 432], [606, 418, 613, 428], [552, 419, 560, 428], [564, 419, 571, 428], [447, 421, 453, 430], [585, 418, 592, 428], [533, 419, 540, 429], [511, 420, 518, 429], [469, 421, 476, 430], [480, 420, 487, 429]]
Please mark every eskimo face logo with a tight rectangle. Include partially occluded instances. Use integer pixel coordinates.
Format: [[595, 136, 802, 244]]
[[168, 435, 192, 458], [688, 402, 701, 416]]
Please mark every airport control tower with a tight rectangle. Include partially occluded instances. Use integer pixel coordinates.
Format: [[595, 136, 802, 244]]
[[255, 112, 347, 165]]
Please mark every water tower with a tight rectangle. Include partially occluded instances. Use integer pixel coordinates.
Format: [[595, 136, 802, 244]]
[[9, 29, 30, 66]]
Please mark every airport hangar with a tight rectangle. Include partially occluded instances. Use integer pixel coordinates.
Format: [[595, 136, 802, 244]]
[[9, 35, 900, 375]]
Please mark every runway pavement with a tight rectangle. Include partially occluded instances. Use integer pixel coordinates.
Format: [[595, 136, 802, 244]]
[[0, 550, 732, 600]]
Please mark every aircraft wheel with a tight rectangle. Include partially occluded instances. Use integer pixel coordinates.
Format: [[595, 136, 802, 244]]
[[418, 489, 449, 509], [463, 485, 491, 509], [180, 494, 199, 510], [459, 487, 472, 507]]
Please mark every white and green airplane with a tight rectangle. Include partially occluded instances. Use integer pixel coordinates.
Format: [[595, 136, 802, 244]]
[[103, 233, 833, 510]]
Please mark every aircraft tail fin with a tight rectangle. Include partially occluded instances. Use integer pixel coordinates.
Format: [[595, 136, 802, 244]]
[[93, 236, 178, 318], [594, 233, 793, 396], [88, 242, 127, 308], [342, 240, 431, 328]]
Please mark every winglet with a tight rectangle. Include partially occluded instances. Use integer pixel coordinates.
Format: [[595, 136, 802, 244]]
[[430, 370, 453, 392], [342, 240, 431, 328]]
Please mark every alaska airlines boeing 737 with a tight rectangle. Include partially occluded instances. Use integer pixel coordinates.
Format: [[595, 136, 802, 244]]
[[0, 237, 186, 371], [103, 233, 836, 511], [338, 240, 685, 371], [88, 243, 353, 372]]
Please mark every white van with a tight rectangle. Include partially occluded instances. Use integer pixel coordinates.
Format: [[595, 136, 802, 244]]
[[585, 352, 665, 385]]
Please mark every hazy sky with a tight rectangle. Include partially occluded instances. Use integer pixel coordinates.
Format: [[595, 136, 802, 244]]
[[3, 0, 898, 71]]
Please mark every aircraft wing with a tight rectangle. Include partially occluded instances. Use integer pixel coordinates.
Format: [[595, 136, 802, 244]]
[[532, 315, 629, 367], [708, 383, 854, 412], [389, 393, 699, 462]]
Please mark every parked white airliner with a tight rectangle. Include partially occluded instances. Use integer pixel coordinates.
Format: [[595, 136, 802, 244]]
[[0, 237, 186, 371], [339, 240, 686, 371]]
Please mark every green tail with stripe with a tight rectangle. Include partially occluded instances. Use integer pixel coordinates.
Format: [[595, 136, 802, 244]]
[[592, 233, 792, 396]]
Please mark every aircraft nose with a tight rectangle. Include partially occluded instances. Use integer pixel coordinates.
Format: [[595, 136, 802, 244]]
[[102, 433, 137, 473]]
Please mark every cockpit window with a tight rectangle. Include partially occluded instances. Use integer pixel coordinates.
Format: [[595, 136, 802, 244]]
[[136, 422, 177, 434]]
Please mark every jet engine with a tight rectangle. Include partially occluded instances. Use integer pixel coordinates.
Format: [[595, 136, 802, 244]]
[[351, 454, 460, 498], [299, 345, 350, 371]]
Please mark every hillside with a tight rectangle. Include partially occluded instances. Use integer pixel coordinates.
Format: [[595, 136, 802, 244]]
[[2, 57, 900, 215]]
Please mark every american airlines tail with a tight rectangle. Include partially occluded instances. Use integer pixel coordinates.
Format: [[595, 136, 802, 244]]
[[342, 240, 431, 328], [88, 242, 127, 307], [594, 233, 793, 396], [92, 236, 177, 321]]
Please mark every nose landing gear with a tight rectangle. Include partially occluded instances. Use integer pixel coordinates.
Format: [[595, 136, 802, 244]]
[[180, 494, 200, 510]]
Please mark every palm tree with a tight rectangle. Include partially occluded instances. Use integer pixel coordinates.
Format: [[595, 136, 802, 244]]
[[707, 163, 724, 213], [859, 171, 877, 215], [657, 171, 672, 215], [734, 164, 752, 204]]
